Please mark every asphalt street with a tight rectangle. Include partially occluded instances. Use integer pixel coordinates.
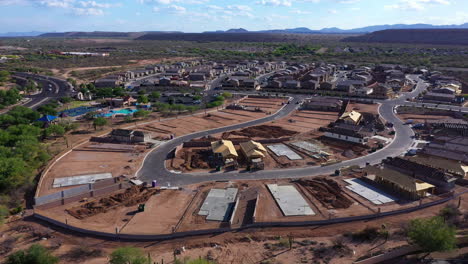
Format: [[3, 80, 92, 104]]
[[137, 77, 443, 186], [13, 73, 72, 110]]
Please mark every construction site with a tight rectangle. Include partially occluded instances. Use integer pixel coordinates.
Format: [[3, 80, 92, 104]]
[[168, 101, 392, 172], [34, 169, 459, 239]]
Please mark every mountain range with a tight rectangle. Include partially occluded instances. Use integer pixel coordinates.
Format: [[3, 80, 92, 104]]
[[205, 23, 468, 34], [1, 22, 468, 37]]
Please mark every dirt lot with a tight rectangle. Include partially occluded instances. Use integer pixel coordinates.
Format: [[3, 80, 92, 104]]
[[346, 102, 380, 115], [66, 186, 159, 219], [38, 142, 148, 196], [397, 113, 455, 123], [5, 180, 468, 264], [135, 97, 286, 140]]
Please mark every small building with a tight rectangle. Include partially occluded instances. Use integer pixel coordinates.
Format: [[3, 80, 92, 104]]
[[383, 157, 457, 193], [339, 111, 362, 125], [110, 129, 151, 143], [323, 123, 369, 145], [301, 98, 343, 112], [188, 73, 206, 81], [240, 140, 266, 170], [369, 168, 435, 200], [422, 92, 455, 103], [211, 140, 238, 168]]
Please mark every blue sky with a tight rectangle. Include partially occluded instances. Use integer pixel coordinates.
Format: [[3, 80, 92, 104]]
[[0, 0, 467, 32]]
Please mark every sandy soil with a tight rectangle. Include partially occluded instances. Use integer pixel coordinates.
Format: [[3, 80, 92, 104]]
[[38, 142, 148, 196], [346, 102, 380, 115], [4, 185, 466, 264], [397, 113, 454, 123]]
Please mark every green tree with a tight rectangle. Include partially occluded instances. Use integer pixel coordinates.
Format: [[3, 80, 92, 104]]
[[44, 124, 65, 138], [137, 95, 149, 104], [0, 205, 9, 225], [6, 244, 59, 264], [93, 117, 108, 130], [150, 91, 161, 101], [133, 110, 150, 119], [59, 97, 73, 104], [0, 70, 11, 83], [221, 92, 233, 98], [109, 247, 147, 264], [408, 216, 456, 254]]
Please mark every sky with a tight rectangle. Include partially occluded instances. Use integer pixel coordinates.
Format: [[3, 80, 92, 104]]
[[0, 0, 467, 33]]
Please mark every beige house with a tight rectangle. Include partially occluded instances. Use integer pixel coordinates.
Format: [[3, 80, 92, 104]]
[[211, 140, 238, 160], [368, 168, 435, 200], [339, 111, 362, 125], [239, 141, 266, 160]]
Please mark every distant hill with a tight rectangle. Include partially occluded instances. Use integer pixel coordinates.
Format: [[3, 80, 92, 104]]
[[0, 31, 45, 37], [135, 32, 347, 42], [205, 23, 468, 34], [343, 29, 468, 45], [37, 31, 164, 38]]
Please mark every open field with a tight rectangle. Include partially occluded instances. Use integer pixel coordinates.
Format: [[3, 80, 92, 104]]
[[37, 142, 148, 197]]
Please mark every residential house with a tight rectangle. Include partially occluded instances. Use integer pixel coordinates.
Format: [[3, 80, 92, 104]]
[[239, 140, 267, 170], [323, 123, 370, 145], [370, 83, 393, 99], [422, 92, 455, 103], [367, 168, 435, 200], [302, 98, 343, 112], [421, 136, 468, 164], [301, 80, 319, 90], [188, 73, 206, 81], [339, 111, 362, 125], [382, 157, 456, 193], [211, 140, 238, 167], [110, 129, 151, 143]]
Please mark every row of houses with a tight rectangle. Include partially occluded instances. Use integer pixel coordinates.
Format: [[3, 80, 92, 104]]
[[211, 139, 267, 170]]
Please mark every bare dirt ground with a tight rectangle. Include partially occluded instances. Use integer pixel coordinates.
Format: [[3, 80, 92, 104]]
[[168, 107, 371, 172], [38, 142, 148, 196], [346, 102, 380, 115], [3, 186, 467, 264], [397, 113, 454, 123], [52, 56, 197, 82]]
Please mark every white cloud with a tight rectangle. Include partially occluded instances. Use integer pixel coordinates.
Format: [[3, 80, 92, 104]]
[[256, 0, 292, 7], [290, 9, 311, 14], [2, 0, 119, 15], [139, 0, 208, 4], [328, 9, 337, 14], [385, 0, 450, 11], [153, 4, 186, 13]]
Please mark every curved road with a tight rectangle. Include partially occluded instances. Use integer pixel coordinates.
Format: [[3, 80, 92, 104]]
[[138, 78, 428, 186], [12, 72, 72, 110]]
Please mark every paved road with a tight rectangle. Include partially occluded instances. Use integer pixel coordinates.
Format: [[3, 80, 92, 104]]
[[13, 73, 72, 110], [138, 77, 433, 186]]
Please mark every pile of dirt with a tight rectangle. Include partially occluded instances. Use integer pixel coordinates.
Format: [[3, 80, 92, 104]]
[[182, 149, 211, 170], [297, 178, 353, 209], [229, 125, 298, 139], [66, 186, 159, 219]]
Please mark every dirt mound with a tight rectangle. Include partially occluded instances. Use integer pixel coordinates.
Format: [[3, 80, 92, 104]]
[[66, 186, 159, 219], [229, 125, 298, 139], [297, 178, 353, 209], [181, 149, 211, 170]]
